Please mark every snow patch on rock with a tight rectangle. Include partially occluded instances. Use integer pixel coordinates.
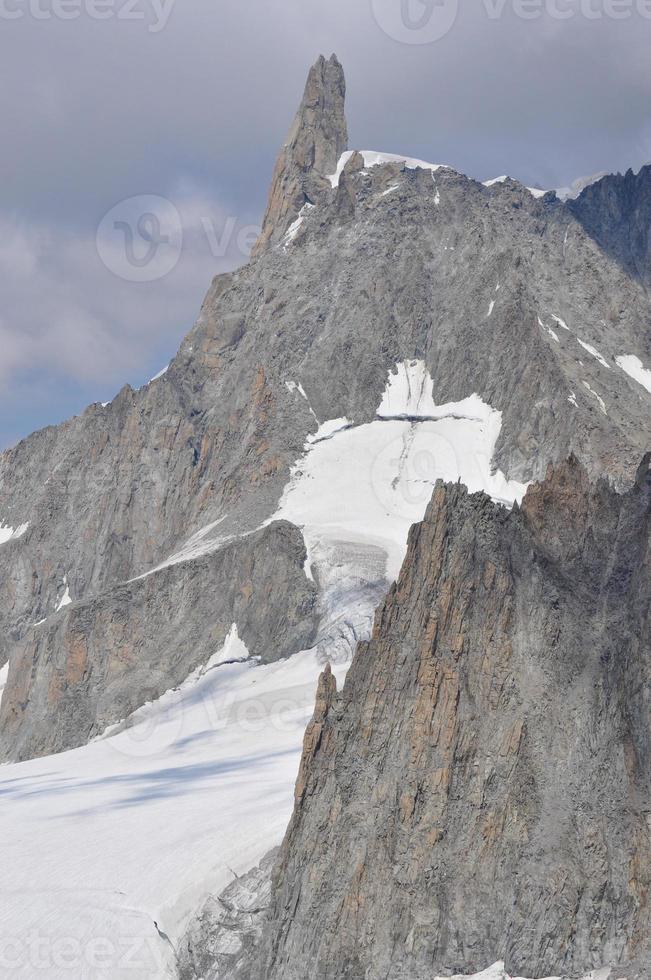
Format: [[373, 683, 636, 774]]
[[148, 364, 169, 383], [282, 203, 315, 248], [483, 175, 547, 199], [578, 339, 609, 369], [551, 314, 570, 332], [328, 150, 447, 189], [55, 576, 72, 611], [582, 380, 607, 415], [616, 354, 651, 394], [436, 962, 605, 980], [0, 521, 29, 545], [0, 661, 8, 704]]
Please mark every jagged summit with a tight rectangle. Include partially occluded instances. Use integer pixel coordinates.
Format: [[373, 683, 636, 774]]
[[254, 53, 348, 253]]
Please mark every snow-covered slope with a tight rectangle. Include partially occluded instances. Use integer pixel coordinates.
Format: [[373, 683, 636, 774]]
[[0, 631, 349, 978], [275, 360, 528, 582]]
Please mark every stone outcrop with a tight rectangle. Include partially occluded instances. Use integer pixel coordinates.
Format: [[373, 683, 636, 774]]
[[0, 521, 317, 761], [569, 165, 651, 289], [253, 53, 348, 254], [252, 457, 651, 979]]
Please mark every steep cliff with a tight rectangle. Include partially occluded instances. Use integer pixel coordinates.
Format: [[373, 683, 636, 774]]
[[570, 164, 651, 290], [254, 457, 651, 979]]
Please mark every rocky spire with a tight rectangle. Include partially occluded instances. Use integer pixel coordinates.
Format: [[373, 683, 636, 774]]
[[253, 54, 348, 255]]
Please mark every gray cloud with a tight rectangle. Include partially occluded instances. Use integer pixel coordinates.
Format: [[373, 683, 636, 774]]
[[1, 0, 650, 446]]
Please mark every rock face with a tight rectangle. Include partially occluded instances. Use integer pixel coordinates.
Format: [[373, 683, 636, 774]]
[[0, 521, 317, 761], [569, 165, 651, 289], [253, 53, 348, 253], [177, 849, 279, 980], [1, 54, 651, 761], [253, 457, 651, 979]]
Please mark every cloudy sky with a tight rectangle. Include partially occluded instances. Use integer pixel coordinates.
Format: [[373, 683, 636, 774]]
[[1, 0, 650, 448]]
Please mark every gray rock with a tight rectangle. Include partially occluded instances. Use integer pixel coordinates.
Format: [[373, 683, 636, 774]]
[[253, 53, 348, 254], [569, 165, 651, 289], [252, 457, 651, 979]]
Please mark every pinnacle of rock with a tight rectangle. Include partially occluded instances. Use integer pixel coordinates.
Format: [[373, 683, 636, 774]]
[[253, 54, 348, 254]]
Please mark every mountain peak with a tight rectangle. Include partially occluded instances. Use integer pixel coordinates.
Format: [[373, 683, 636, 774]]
[[253, 54, 348, 254]]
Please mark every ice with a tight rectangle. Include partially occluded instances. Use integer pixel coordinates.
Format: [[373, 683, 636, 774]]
[[328, 150, 447, 188], [378, 359, 439, 419], [0, 631, 350, 978], [578, 339, 609, 369], [616, 354, 651, 394]]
